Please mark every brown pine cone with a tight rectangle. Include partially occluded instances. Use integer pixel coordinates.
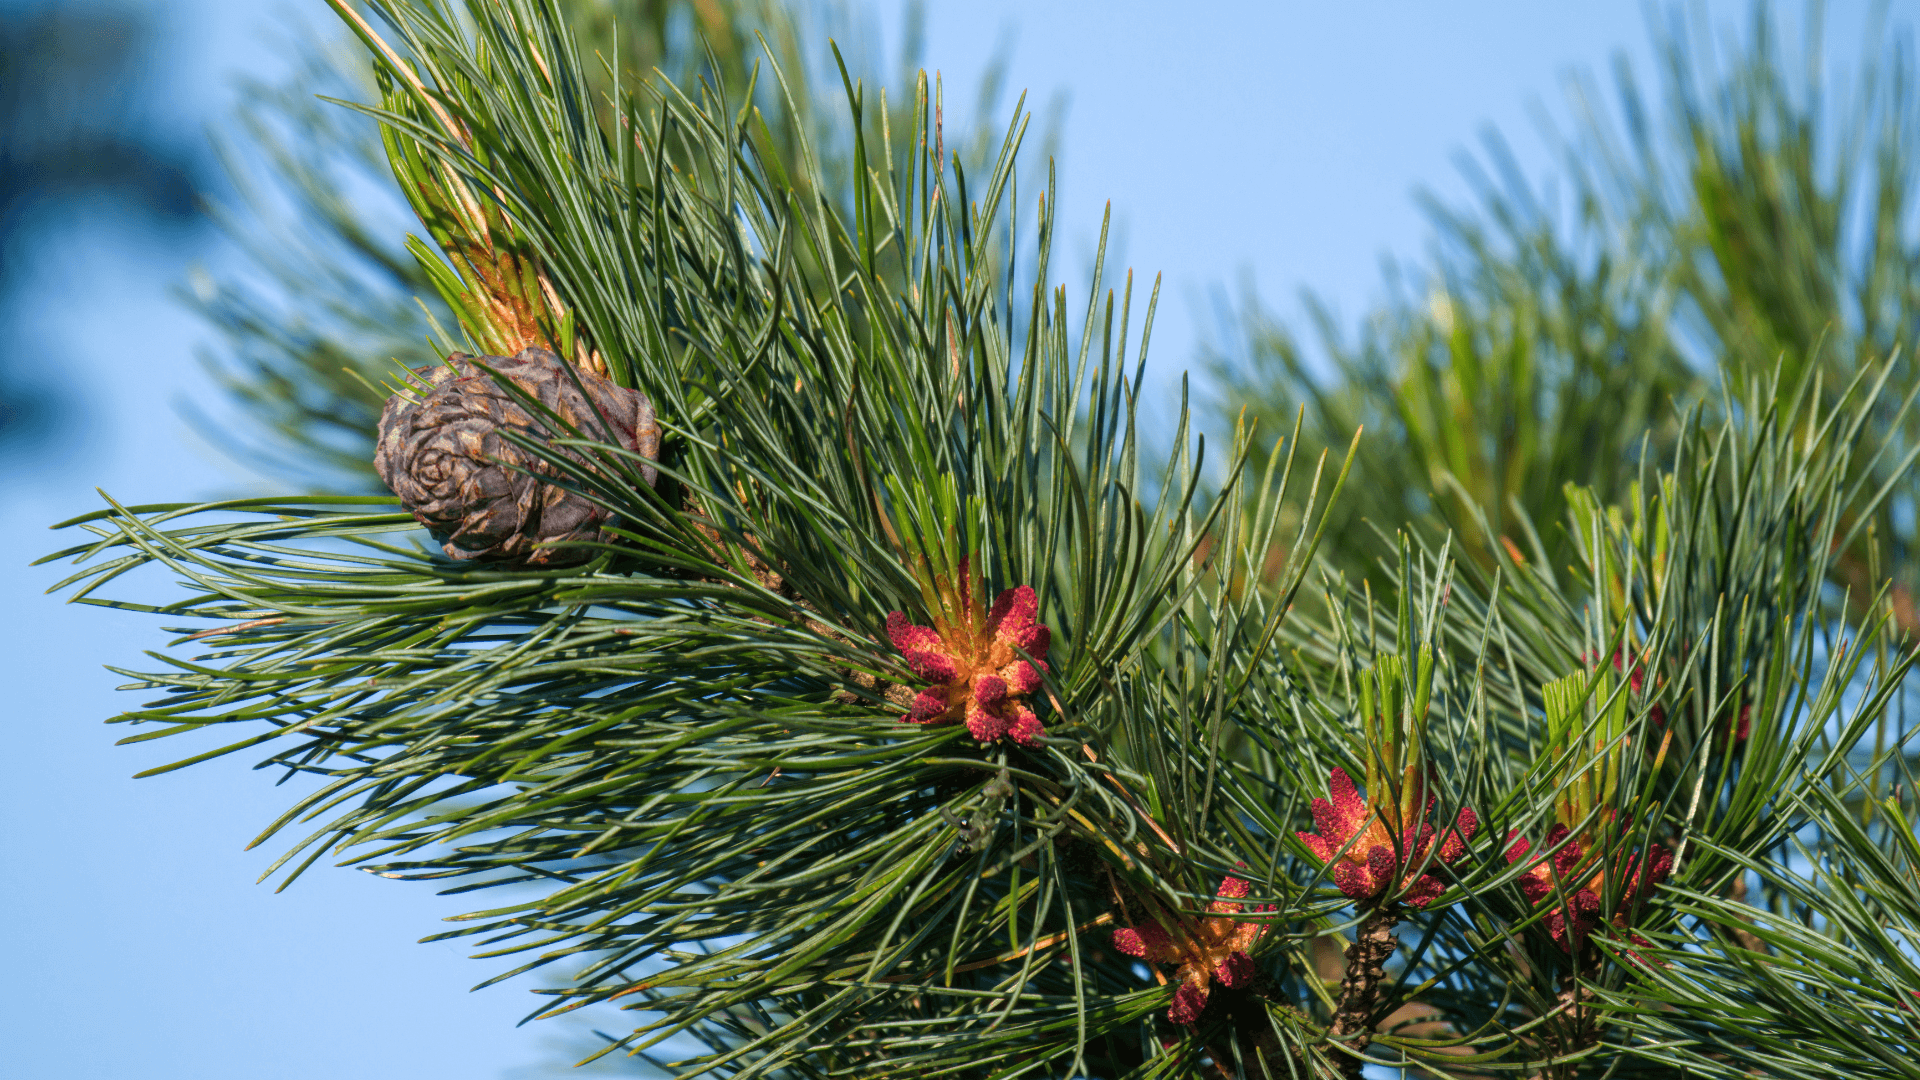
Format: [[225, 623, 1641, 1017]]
[[374, 347, 660, 565]]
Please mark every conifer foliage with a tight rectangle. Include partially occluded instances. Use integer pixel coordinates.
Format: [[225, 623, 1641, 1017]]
[[39, 1, 1920, 1077]]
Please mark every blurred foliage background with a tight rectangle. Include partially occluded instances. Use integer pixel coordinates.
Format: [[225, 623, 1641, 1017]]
[[0, 0, 207, 452], [1207, 3, 1920, 636]]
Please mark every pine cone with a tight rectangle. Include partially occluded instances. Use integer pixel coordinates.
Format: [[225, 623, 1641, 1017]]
[[375, 347, 660, 565]]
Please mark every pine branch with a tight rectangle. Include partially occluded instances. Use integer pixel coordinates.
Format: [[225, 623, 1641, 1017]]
[[1327, 908, 1397, 1077]]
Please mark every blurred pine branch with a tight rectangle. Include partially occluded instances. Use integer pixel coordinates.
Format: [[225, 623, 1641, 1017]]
[[1209, 2, 1920, 635], [0, 4, 206, 453]]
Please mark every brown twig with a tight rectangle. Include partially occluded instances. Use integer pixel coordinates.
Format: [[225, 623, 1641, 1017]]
[[1075, 729, 1184, 855], [1328, 908, 1399, 1079], [875, 911, 1117, 983], [1723, 872, 1769, 955], [1542, 981, 1596, 1080], [187, 617, 287, 639]]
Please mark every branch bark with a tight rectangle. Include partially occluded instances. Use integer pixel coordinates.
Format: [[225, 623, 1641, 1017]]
[[1328, 908, 1399, 1079]]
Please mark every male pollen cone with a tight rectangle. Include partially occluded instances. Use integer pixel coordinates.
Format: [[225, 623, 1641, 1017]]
[[1296, 766, 1476, 907], [1111, 874, 1272, 1025], [375, 347, 659, 565], [1505, 824, 1671, 955], [885, 562, 1051, 745]]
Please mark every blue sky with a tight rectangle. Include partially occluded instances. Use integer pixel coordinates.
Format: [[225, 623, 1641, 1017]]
[[0, 2, 1902, 1077]]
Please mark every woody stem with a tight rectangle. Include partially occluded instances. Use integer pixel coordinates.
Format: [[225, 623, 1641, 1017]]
[[1543, 980, 1595, 1080], [1328, 906, 1399, 1080]]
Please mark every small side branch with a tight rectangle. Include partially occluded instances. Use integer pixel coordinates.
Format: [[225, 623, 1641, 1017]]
[[1328, 908, 1399, 1079]]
